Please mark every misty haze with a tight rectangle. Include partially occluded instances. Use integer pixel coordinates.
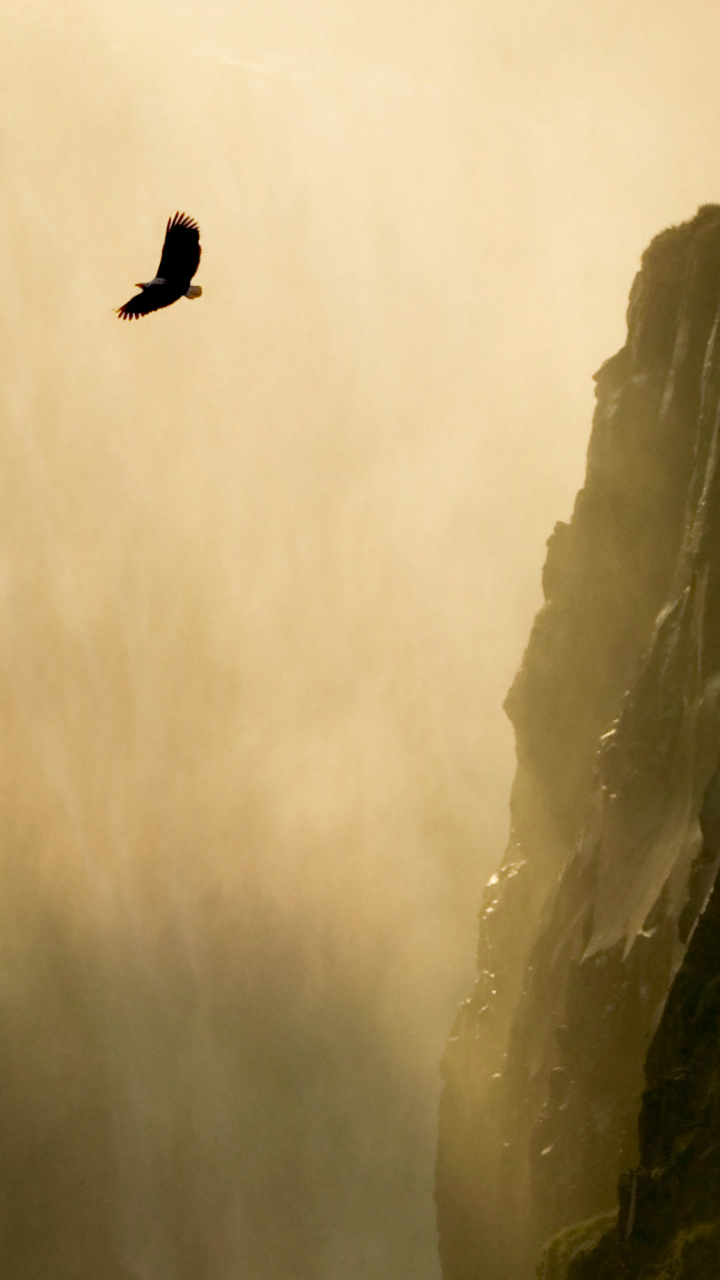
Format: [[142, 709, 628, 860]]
[[1, 1, 719, 1277]]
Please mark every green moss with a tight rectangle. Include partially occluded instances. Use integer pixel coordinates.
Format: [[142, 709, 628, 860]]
[[538, 1213, 720, 1280], [537, 1211, 618, 1280], [646, 1219, 720, 1280]]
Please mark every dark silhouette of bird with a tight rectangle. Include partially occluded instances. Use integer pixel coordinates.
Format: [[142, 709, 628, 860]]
[[116, 212, 202, 319]]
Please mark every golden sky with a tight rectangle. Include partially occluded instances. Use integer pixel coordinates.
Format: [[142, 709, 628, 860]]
[[0, 1, 719, 1276]]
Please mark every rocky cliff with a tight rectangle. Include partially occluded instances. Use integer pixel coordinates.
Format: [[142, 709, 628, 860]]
[[436, 204, 720, 1280]]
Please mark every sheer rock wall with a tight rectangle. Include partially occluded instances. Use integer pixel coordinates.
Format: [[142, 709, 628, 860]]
[[436, 205, 720, 1280]]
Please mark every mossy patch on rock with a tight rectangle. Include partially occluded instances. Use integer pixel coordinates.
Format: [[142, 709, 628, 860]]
[[537, 1211, 617, 1280]]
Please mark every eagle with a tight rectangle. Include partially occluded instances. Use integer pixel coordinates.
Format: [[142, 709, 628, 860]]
[[116, 212, 202, 319]]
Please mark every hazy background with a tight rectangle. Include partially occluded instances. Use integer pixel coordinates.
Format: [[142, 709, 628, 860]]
[[0, 1, 718, 1277]]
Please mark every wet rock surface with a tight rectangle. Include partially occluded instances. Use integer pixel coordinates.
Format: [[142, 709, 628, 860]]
[[436, 205, 720, 1280]]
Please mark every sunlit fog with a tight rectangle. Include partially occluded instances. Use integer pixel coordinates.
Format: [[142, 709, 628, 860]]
[[0, 0, 718, 1276]]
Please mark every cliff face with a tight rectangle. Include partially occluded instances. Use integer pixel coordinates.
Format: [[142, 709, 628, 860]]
[[436, 205, 720, 1280]]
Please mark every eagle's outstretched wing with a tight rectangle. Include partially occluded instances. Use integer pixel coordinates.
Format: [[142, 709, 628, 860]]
[[156, 212, 201, 283], [116, 285, 174, 320]]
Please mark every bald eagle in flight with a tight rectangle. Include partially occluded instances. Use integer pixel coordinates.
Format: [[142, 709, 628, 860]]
[[117, 212, 202, 319]]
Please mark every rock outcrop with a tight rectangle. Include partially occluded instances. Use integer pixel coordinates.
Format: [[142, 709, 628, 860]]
[[436, 205, 720, 1280]]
